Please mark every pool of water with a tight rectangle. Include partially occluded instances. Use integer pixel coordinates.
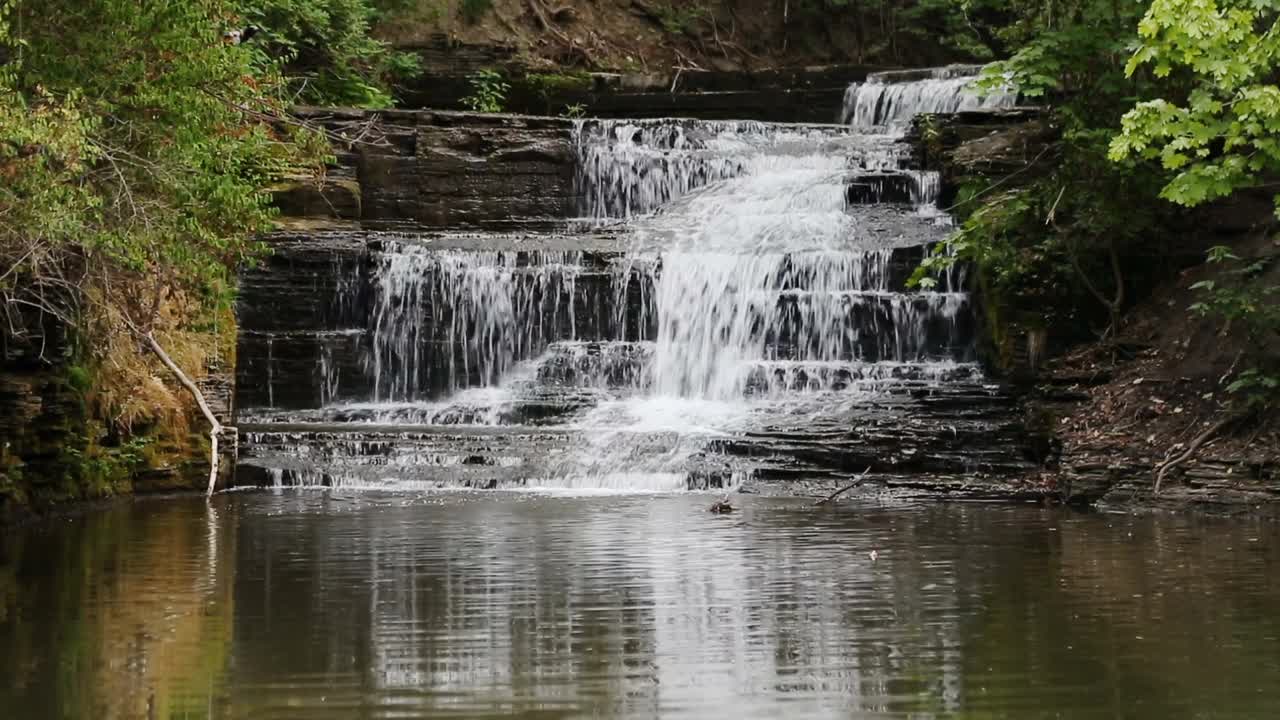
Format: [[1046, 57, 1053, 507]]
[[2, 492, 1278, 718]]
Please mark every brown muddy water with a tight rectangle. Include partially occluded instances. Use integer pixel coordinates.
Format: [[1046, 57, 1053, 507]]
[[2, 491, 1278, 719]]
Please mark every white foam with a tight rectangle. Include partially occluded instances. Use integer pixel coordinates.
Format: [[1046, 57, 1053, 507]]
[[841, 65, 1018, 132]]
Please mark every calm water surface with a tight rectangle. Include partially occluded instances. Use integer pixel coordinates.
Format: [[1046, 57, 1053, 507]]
[[2, 492, 1278, 719]]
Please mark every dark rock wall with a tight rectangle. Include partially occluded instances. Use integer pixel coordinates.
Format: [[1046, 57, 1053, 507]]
[[0, 325, 235, 521], [240, 110, 583, 412], [287, 109, 577, 228], [235, 232, 371, 410], [904, 108, 1069, 378]]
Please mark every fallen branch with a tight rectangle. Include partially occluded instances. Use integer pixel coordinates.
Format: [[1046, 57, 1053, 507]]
[[1153, 413, 1242, 495], [813, 466, 873, 506], [143, 332, 232, 496], [673, 48, 705, 72]]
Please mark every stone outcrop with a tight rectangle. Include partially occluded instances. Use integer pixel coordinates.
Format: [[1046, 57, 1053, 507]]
[[904, 108, 1056, 208], [291, 108, 577, 227], [1061, 455, 1280, 514], [0, 323, 235, 521]]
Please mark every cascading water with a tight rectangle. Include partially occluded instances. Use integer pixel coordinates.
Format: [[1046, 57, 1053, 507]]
[[841, 64, 1018, 131], [236, 66, 1030, 493], [368, 244, 582, 401]]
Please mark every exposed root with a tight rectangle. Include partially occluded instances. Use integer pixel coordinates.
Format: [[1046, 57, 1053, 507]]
[[525, 0, 594, 65], [813, 467, 872, 506], [1153, 413, 1243, 495]]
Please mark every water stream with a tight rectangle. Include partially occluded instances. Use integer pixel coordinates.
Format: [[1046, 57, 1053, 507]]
[[236, 67, 1019, 492]]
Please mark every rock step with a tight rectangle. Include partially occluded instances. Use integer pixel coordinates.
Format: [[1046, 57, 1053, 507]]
[[236, 425, 738, 491], [234, 379, 1028, 491], [844, 171, 940, 206], [238, 295, 975, 411], [236, 229, 973, 410]]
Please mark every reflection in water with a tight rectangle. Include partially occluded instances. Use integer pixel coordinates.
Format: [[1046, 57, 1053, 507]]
[[2, 493, 1279, 718], [0, 498, 236, 719]]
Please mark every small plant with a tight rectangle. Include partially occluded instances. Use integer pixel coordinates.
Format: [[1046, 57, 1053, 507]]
[[462, 69, 509, 113], [1189, 247, 1280, 338], [1189, 245, 1280, 408], [562, 103, 586, 119], [917, 113, 943, 155], [656, 3, 709, 35], [1224, 369, 1280, 409]]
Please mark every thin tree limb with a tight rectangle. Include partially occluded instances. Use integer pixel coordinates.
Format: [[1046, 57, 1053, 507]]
[[1153, 413, 1242, 495], [942, 144, 1056, 213], [813, 466, 873, 505], [1107, 237, 1125, 317], [143, 331, 232, 496]]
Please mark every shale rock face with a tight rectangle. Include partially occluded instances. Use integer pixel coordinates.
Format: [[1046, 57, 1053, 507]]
[[0, 321, 236, 519], [903, 108, 1057, 208], [292, 109, 577, 228]]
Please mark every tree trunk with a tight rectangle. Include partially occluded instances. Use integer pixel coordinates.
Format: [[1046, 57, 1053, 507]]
[[1066, 234, 1125, 340]]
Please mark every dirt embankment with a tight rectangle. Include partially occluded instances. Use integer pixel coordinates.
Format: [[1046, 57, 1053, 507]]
[[376, 0, 977, 74], [1041, 209, 1280, 511], [914, 113, 1280, 512]]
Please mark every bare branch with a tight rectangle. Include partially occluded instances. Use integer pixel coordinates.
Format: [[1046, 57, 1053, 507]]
[[141, 331, 232, 496], [813, 466, 873, 506]]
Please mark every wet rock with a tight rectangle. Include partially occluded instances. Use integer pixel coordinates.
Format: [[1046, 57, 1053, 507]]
[[903, 108, 1057, 207], [845, 172, 918, 205], [1056, 454, 1280, 514]]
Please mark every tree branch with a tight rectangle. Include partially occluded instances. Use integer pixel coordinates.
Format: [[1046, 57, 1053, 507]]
[[1153, 412, 1243, 495], [142, 331, 232, 496], [813, 466, 873, 505]]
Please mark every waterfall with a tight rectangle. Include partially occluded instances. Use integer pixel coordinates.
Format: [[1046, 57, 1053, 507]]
[[571, 106, 970, 404], [841, 64, 1018, 131], [368, 243, 582, 401], [237, 64, 1028, 493]]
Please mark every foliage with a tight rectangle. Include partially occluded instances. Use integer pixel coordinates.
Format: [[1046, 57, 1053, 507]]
[[1189, 246, 1280, 407], [656, 3, 711, 36], [462, 69, 509, 113], [1190, 247, 1280, 338], [0, 0, 330, 435], [1103, 0, 1280, 404], [524, 71, 591, 114], [525, 71, 592, 94], [1108, 0, 1280, 211], [914, 2, 1181, 340], [240, 0, 420, 107]]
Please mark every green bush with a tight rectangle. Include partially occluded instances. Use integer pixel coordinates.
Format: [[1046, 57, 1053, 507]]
[[239, 0, 420, 107], [462, 69, 509, 113]]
